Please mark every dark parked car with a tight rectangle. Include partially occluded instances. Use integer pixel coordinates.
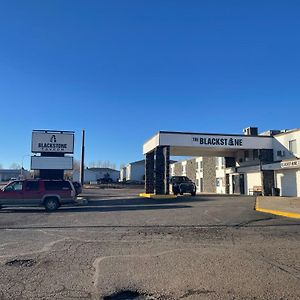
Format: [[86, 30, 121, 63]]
[[72, 182, 82, 195], [170, 176, 196, 196], [97, 178, 113, 184]]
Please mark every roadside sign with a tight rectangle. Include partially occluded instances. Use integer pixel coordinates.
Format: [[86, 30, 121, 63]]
[[32, 131, 74, 154], [31, 156, 73, 170]]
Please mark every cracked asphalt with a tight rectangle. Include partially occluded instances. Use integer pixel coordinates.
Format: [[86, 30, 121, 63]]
[[0, 188, 300, 299]]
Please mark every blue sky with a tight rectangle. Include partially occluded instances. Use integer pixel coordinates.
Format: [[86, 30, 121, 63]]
[[0, 0, 299, 169]]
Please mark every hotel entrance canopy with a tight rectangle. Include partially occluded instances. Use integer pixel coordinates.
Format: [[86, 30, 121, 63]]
[[143, 131, 274, 157], [143, 131, 274, 195]]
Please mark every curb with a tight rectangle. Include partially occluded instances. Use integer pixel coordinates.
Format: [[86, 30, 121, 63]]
[[76, 198, 89, 205], [255, 197, 300, 219], [139, 193, 177, 199]]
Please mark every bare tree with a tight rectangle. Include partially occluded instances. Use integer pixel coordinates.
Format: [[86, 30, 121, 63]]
[[102, 160, 116, 169], [73, 159, 81, 171], [102, 160, 109, 168], [87, 160, 117, 169], [88, 161, 96, 168], [10, 163, 21, 169]]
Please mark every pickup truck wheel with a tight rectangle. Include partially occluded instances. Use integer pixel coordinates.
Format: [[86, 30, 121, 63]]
[[44, 197, 59, 212]]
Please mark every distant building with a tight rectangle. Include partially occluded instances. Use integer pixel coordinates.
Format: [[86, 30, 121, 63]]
[[121, 159, 177, 183], [0, 169, 30, 182], [120, 160, 145, 182], [120, 166, 127, 182], [73, 167, 120, 183], [170, 157, 226, 194]]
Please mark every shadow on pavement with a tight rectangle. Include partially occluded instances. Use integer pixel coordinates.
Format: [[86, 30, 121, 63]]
[[0, 202, 191, 214], [0, 195, 254, 214], [85, 195, 254, 206]]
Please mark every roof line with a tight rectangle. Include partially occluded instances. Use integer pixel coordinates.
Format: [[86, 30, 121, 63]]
[[143, 131, 160, 145], [33, 129, 75, 133], [158, 130, 272, 138], [273, 128, 300, 137]]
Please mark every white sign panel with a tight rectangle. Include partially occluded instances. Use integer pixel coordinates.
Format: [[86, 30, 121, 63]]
[[281, 160, 300, 169], [32, 132, 74, 153], [31, 156, 73, 170]]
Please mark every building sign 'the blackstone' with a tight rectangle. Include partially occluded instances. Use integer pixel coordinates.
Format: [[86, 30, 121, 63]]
[[281, 160, 300, 169], [32, 132, 74, 153], [192, 136, 243, 147]]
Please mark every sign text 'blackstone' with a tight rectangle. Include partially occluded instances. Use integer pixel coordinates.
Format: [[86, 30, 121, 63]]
[[281, 160, 300, 169], [37, 142, 68, 152], [192, 137, 243, 147]]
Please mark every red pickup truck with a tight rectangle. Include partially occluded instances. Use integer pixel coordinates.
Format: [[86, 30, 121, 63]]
[[0, 179, 76, 211]]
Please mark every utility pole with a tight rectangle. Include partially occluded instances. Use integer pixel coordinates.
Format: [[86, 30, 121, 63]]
[[79, 129, 85, 186]]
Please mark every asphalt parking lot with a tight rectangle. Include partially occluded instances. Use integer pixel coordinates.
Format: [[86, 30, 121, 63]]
[[0, 187, 299, 299]]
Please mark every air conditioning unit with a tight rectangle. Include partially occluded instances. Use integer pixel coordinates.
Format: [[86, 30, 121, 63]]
[[243, 127, 258, 136]]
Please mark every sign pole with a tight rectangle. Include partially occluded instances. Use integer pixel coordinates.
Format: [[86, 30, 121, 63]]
[[79, 129, 85, 186]]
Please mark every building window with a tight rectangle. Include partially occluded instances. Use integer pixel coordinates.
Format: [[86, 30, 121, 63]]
[[289, 140, 297, 154], [253, 149, 259, 159], [170, 166, 174, 176], [197, 161, 203, 173], [5, 181, 23, 191], [277, 150, 285, 157], [220, 157, 225, 167]]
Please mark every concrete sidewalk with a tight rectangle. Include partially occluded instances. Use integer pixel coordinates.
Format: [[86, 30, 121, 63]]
[[256, 196, 300, 219]]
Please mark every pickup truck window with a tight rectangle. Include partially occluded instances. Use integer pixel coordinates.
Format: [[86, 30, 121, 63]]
[[44, 181, 71, 191], [26, 181, 39, 191], [5, 181, 23, 191]]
